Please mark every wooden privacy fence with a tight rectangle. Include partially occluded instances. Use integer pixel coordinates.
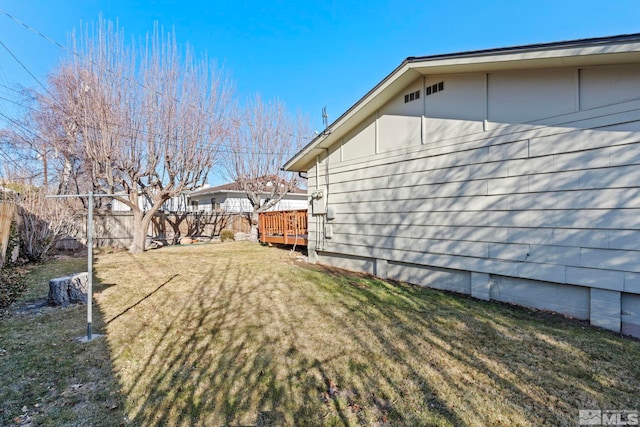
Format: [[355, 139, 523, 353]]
[[258, 210, 308, 246], [57, 211, 253, 249], [0, 201, 15, 267]]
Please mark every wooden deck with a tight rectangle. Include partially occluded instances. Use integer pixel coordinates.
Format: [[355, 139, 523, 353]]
[[258, 210, 308, 246]]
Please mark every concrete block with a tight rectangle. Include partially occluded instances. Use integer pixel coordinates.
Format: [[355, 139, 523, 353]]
[[591, 298, 621, 318], [318, 252, 375, 275], [591, 288, 621, 304], [375, 259, 388, 279], [590, 314, 621, 332], [621, 322, 640, 338], [471, 272, 491, 300], [621, 293, 640, 331], [492, 275, 590, 319], [387, 261, 471, 295], [590, 289, 621, 333]]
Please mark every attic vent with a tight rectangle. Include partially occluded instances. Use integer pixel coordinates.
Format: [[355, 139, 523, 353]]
[[404, 90, 421, 103], [426, 81, 444, 96]]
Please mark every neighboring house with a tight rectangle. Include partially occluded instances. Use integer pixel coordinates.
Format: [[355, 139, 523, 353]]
[[110, 193, 188, 213], [187, 181, 308, 214], [284, 34, 640, 338], [108, 182, 307, 214]]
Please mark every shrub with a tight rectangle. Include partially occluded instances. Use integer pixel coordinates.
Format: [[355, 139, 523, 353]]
[[0, 267, 26, 313], [220, 229, 235, 242], [16, 187, 81, 262]]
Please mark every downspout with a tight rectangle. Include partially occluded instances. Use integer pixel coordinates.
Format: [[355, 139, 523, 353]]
[[421, 74, 426, 145], [323, 148, 330, 251], [315, 154, 321, 252]]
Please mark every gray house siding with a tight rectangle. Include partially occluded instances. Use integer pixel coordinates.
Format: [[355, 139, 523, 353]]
[[307, 63, 640, 337]]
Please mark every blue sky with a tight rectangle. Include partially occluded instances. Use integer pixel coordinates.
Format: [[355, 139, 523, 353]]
[[1, 0, 639, 141]]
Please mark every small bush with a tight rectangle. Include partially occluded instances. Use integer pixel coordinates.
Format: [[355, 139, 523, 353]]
[[220, 229, 235, 242], [0, 267, 26, 313]]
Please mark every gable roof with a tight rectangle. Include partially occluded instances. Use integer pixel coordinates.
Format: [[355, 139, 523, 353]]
[[284, 33, 640, 172]]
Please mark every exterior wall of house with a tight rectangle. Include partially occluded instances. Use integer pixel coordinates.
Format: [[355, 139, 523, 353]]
[[307, 63, 640, 337], [190, 191, 308, 213], [111, 190, 307, 214]]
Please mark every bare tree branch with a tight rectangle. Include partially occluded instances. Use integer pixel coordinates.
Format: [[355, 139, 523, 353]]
[[224, 95, 309, 241], [6, 18, 234, 253]]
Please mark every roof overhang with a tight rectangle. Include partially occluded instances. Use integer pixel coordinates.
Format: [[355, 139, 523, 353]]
[[189, 189, 307, 198], [283, 33, 640, 172]]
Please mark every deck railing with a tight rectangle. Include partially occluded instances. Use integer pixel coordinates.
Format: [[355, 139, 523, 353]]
[[258, 210, 308, 246]]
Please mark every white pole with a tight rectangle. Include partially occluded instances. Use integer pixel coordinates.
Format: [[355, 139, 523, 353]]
[[87, 192, 93, 341], [47, 192, 121, 342]]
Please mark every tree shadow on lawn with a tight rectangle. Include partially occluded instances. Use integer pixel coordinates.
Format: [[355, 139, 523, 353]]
[[99, 249, 640, 426], [110, 260, 305, 426], [301, 264, 640, 425], [0, 279, 127, 426]]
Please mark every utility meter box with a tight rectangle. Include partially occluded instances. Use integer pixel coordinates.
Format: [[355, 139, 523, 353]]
[[310, 190, 326, 215]]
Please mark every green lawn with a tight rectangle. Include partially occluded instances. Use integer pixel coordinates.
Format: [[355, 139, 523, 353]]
[[1, 242, 639, 426]]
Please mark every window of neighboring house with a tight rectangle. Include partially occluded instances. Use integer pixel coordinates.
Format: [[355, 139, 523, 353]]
[[190, 200, 199, 212], [211, 197, 221, 211]]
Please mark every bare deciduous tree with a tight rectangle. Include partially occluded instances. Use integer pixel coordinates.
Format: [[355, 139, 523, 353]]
[[224, 95, 309, 241], [13, 18, 233, 253]]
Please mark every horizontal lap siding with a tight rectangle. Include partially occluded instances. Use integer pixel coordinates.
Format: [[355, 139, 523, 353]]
[[310, 104, 640, 294]]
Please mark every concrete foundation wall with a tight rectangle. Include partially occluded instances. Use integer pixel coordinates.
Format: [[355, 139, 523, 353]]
[[315, 250, 637, 337]]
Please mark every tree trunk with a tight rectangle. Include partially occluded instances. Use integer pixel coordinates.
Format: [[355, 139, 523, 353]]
[[48, 272, 88, 306], [249, 211, 259, 242], [129, 209, 153, 253]]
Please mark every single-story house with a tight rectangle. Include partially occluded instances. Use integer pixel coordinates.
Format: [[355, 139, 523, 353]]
[[284, 33, 640, 338], [111, 182, 308, 214], [110, 193, 188, 213], [187, 181, 308, 213]]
